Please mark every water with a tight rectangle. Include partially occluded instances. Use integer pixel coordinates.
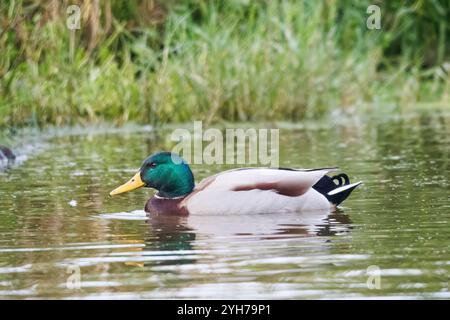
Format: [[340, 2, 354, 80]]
[[0, 112, 449, 299]]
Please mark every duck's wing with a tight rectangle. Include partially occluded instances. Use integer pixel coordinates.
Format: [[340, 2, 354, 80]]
[[196, 167, 337, 196]]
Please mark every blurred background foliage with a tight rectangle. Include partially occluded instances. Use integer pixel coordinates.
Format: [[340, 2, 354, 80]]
[[0, 0, 449, 128]]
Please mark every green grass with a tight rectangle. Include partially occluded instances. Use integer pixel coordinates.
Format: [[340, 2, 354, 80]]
[[0, 0, 449, 128]]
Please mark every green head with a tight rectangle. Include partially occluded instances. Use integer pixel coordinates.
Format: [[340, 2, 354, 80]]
[[110, 152, 195, 198]]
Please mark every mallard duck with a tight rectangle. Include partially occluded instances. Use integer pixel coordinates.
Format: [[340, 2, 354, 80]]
[[110, 152, 361, 215], [0, 145, 15, 170], [0, 145, 15, 161]]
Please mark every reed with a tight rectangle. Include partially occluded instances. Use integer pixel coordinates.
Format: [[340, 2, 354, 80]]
[[0, 0, 448, 128]]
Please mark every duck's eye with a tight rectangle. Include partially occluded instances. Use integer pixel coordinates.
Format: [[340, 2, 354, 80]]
[[147, 162, 157, 169]]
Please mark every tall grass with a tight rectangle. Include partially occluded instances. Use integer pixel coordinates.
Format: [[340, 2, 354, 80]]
[[0, 0, 449, 128]]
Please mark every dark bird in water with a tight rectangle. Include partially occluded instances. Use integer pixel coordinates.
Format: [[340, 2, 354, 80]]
[[0, 145, 15, 161], [110, 152, 362, 216]]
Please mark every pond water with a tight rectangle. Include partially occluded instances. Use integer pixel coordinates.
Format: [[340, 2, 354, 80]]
[[0, 112, 449, 299]]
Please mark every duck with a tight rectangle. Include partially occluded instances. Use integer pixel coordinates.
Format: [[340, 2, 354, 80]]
[[0, 145, 15, 161], [0, 145, 15, 170], [109, 152, 362, 215]]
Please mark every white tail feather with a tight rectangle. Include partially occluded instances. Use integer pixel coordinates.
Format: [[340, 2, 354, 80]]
[[328, 181, 363, 196]]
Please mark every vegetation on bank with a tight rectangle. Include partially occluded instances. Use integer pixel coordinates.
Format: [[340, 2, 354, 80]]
[[0, 0, 449, 128]]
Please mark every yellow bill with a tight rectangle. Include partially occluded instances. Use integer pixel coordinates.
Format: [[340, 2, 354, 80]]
[[110, 171, 145, 196]]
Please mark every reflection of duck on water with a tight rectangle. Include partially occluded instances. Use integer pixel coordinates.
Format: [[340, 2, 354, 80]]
[[145, 215, 196, 252], [122, 209, 352, 269], [143, 208, 352, 249], [120, 215, 196, 268], [180, 209, 352, 240], [270, 210, 353, 240]]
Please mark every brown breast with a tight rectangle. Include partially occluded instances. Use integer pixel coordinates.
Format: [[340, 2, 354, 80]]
[[145, 196, 189, 216]]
